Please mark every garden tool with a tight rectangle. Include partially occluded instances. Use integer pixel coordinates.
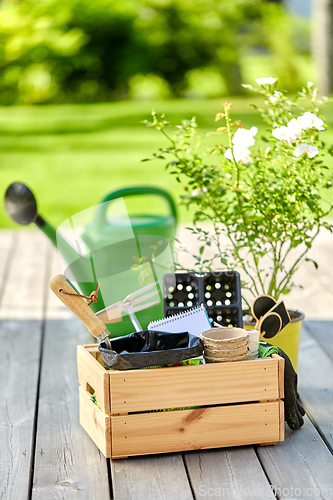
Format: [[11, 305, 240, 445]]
[[251, 295, 291, 339], [5, 182, 177, 336], [96, 281, 160, 332], [50, 274, 113, 349], [260, 342, 305, 430], [51, 275, 160, 335]]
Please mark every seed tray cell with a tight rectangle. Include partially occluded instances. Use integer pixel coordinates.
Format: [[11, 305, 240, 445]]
[[205, 307, 241, 327], [164, 273, 199, 309], [163, 271, 243, 328]]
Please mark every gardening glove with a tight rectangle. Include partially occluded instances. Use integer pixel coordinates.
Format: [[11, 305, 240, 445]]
[[260, 342, 305, 430]]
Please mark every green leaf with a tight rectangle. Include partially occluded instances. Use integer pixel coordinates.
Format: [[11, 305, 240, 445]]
[[305, 258, 318, 269]]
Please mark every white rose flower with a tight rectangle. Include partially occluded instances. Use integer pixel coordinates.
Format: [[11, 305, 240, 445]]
[[225, 126, 256, 164], [287, 118, 303, 141], [224, 148, 233, 161], [272, 126, 293, 144], [272, 119, 302, 145], [224, 146, 252, 164], [293, 143, 319, 158], [232, 126, 257, 148], [297, 112, 325, 131], [255, 77, 277, 85], [269, 93, 279, 103], [234, 146, 252, 164]]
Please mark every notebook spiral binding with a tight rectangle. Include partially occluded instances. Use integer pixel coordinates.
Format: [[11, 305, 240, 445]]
[[149, 305, 205, 328]]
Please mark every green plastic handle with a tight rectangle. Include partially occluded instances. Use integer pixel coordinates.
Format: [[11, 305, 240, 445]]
[[95, 186, 178, 229]]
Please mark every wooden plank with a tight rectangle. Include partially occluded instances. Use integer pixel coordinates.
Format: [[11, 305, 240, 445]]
[[32, 253, 110, 499], [0, 230, 50, 319], [78, 345, 110, 413], [303, 320, 333, 361], [0, 230, 17, 304], [272, 353, 285, 399], [79, 386, 112, 458], [256, 324, 333, 494], [184, 447, 277, 500], [289, 234, 333, 318], [279, 399, 285, 442], [257, 415, 333, 497], [109, 358, 280, 413], [298, 323, 333, 450], [77, 346, 111, 413], [0, 320, 43, 500], [111, 402, 281, 458], [0, 230, 49, 500], [111, 454, 194, 500], [286, 260, 333, 319], [45, 247, 74, 320]]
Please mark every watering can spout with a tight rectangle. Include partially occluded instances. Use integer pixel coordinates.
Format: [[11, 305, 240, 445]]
[[4, 182, 80, 264]]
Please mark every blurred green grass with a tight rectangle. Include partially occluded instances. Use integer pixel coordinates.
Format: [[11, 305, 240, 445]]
[[1, 97, 333, 229]]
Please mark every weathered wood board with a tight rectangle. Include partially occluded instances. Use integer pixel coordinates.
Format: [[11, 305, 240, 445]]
[[31, 254, 111, 500], [111, 454, 193, 500], [0, 231, 48, 500], [298, 324, 333, 451], [184, 447, 277, 500]]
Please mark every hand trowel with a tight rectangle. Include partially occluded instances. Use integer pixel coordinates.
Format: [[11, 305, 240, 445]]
[[50, 275, 113, 349]]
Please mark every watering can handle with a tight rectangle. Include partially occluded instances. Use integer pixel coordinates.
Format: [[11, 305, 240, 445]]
[[94, 186, 178, 230]]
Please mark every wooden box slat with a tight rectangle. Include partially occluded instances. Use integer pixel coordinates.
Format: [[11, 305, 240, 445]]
[[79, 386, 111, 458], [111, 401, 283, 458], [77, 345, 284, 413], [77, 345, 111, 413], [109, 358, 280, 413]]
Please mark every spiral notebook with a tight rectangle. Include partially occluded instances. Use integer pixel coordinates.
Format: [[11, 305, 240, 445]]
[[148, 306, 211, 337]]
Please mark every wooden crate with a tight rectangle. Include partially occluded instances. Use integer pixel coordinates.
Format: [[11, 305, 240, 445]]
[[77, 344, 285, 459]]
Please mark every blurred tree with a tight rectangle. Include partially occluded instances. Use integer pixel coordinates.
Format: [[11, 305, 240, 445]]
[[312, 0, 333, 95], [0, 0, 300, 103]]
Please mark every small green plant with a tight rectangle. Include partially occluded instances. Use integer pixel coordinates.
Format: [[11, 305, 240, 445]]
[[143, 79, 333, 308]]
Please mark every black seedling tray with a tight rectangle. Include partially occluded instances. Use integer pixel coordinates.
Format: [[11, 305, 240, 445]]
[[163, 272, 243, 328]]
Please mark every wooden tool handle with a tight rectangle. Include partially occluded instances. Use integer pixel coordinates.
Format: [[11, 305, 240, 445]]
[[50, 275, 106, 339]]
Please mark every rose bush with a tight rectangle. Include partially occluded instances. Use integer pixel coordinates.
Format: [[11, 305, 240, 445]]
[[143, 79, 333, 307]]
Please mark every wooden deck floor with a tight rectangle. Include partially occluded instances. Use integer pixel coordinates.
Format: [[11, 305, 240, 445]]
[[1, 229, 333, 500]]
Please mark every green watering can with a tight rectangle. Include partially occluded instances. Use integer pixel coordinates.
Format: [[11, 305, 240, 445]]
[[4, 183, 178, 337]]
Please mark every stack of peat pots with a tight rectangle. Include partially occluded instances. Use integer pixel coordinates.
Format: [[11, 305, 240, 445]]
[[200, 327, 249, 363]]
